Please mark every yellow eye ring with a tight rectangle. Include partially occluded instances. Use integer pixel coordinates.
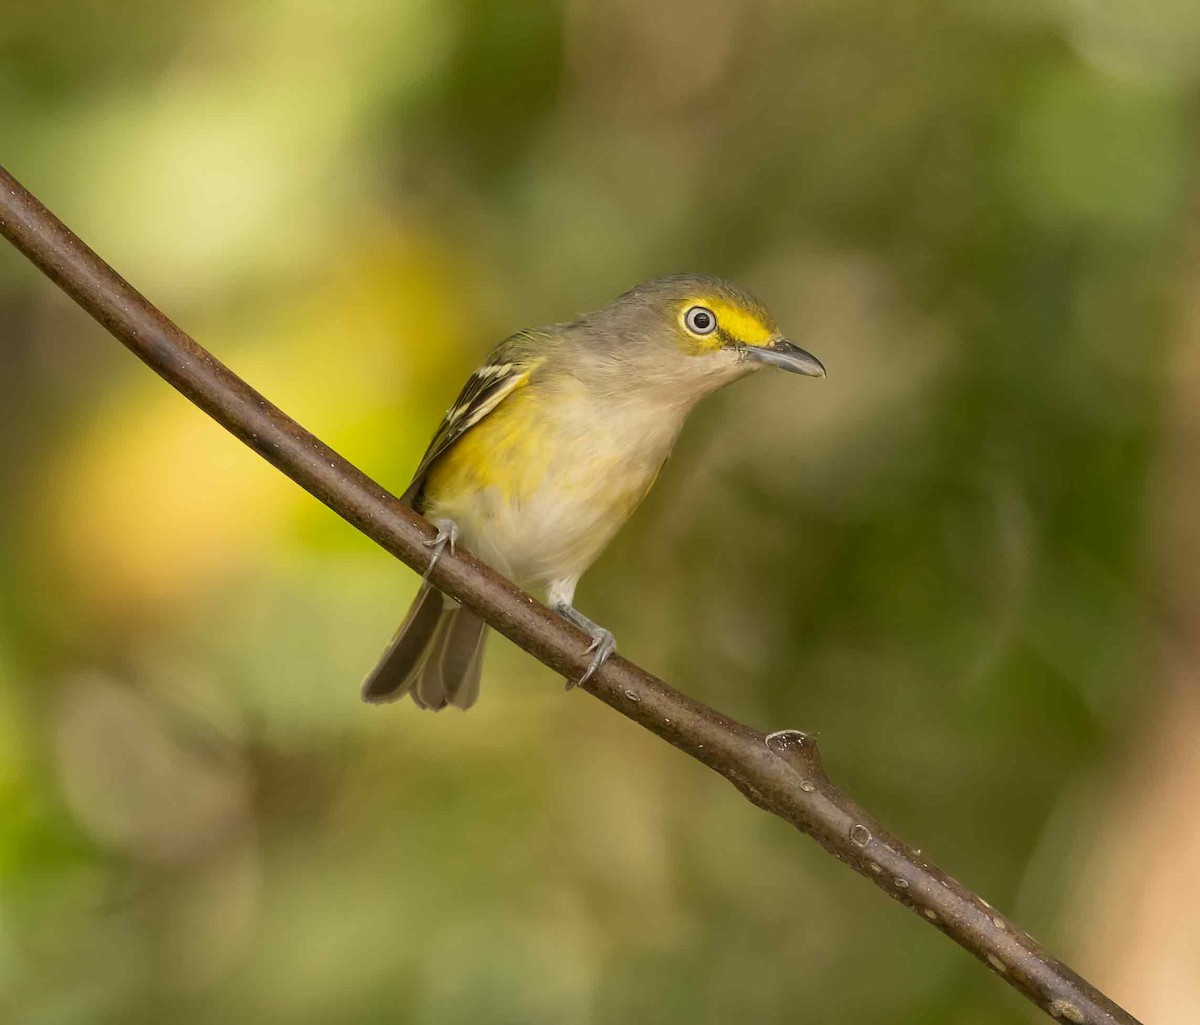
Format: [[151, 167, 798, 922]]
[[684, 305, 717, 336]]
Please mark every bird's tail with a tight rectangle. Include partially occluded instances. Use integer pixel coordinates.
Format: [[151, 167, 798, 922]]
[[360, 583, 488, 710]]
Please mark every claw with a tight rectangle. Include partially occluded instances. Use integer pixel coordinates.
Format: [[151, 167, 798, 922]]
[[570, 627, 616, 689], [551, 599, 617, 690], [421, 519, 459, 582]]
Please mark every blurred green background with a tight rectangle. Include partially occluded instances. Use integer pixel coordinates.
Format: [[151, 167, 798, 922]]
[[3, 1, 1199, 1022]]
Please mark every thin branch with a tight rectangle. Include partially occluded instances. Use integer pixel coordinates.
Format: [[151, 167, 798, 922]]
[[0, 163, 1138, 1025]]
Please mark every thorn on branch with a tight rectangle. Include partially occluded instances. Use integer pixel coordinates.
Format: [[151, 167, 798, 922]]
[[765, 727, 828, 786]]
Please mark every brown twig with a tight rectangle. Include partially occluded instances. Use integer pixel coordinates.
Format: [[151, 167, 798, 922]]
[[0, 163, 1139, 1025]]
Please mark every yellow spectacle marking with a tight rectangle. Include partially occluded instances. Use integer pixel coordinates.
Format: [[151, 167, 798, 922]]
[[679, 296, 775, 351]]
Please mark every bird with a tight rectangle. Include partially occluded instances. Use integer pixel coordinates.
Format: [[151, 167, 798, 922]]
[[361, 273, 825, 710]]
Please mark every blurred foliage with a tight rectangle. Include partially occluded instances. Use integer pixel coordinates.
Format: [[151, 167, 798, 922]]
[[1, 1, 1198, 1023]]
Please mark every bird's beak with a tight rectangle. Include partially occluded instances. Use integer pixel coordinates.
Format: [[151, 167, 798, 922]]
[[744, 338, 826, 378]]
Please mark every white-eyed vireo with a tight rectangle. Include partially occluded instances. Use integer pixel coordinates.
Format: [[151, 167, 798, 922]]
[[362, 274, 825, 710]]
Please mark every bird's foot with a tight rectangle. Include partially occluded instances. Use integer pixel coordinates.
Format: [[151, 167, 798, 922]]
[[577, 626, 616, 688], [553, 602, 616, 688], [421, 518, 458, 581]]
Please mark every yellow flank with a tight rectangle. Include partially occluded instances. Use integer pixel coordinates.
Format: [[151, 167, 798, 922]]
[[680, 295, 775, 351], [423, 374, 668, 537], [424, 384, 554, 504]]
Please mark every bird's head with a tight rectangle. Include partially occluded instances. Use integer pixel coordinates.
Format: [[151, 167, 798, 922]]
[[581, 274, 825, 400]]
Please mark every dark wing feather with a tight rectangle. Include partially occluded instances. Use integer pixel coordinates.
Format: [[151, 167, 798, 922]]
[[402, 331, 546, 510]]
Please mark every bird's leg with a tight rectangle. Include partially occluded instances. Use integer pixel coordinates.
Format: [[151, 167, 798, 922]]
[[421, 518, 459, 581], [552, 601, 616, 689]]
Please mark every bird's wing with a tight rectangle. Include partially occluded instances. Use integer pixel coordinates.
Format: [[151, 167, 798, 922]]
[[401, 330, 548, 509]]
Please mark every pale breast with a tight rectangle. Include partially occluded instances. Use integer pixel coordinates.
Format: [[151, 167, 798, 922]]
[[423, 377, 686, 590]]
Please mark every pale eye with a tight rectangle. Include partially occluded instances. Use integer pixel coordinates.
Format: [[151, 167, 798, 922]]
[[684, 306, 717, 335]]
